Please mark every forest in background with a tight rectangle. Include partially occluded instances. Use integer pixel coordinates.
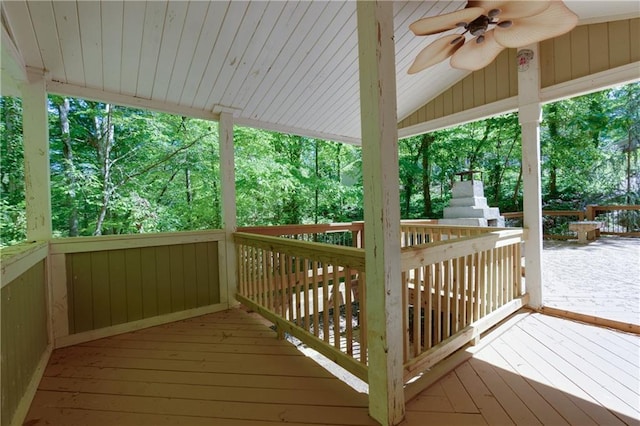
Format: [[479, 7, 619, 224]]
[[1, 82, 638, 246]]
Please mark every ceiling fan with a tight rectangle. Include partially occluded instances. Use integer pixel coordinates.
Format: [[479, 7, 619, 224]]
[[407, 0, 578, 74]]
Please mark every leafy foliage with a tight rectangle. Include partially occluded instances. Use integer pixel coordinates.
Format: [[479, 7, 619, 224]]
[[0, 83, 637, 245]]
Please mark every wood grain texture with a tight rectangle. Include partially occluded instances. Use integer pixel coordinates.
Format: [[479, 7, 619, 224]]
[[406, 311, 640, 426], [25, 308, 377, 426]]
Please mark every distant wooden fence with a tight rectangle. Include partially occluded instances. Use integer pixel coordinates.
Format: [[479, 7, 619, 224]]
[[503, 205, 640, 238]]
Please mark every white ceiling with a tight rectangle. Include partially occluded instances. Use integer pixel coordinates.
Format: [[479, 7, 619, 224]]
[[2, 1, 639, 144]]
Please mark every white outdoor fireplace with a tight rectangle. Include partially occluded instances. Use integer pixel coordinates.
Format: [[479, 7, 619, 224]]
[[439, 171, 505, 227]]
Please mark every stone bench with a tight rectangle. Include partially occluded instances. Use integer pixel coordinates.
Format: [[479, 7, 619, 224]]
[[569, 221, 602, 243]]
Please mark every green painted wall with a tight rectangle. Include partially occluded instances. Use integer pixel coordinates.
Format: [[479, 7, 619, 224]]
[[1, 260, 48, 426], [66, 241, 220, 334]]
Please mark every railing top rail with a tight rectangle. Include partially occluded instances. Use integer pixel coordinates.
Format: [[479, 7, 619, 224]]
[[400, 228, 523, 271], [234, 232, 366, 268], [399, 223, 515, 232], [1, 240, 49, 288], [590, 205, 640, 211], [237, 222, 364, 235]]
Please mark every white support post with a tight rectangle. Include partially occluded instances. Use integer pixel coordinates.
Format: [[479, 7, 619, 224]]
[[356, 2, 405, 424], [22, 69, 52, 241], [218, 111, 237, 307], [517, 45, 543, 308]]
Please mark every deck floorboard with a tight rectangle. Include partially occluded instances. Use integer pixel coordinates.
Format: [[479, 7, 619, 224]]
[[25, 309, 640, 425], [405, 311, 640, 426], [25, 308, 376, 426]]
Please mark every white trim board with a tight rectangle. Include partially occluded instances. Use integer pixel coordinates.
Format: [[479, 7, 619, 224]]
[[398, 97, 519, 139], [46, 80, 221, 123], [0, 241, 48, 288], [50, 229, 226, 254]]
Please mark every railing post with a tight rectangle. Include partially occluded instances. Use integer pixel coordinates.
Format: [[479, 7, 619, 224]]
[[586, 205, 596, 221], [22, 68, 52, 241], [218, 109, 238, 307], [518, 44, 543, 309], [357, 1, 405, 424]]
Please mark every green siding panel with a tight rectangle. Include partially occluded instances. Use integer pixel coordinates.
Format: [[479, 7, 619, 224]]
[[108, 250, 128, 326], [125, 249, 143, 322], [140, 247, 158, 318], [72, 252, 94, 333], [182, 244, 198, 309], [195, 242, 211, 307], [1, 261, 48, 426], [208, 242, 221, 304], [169, 245, 185, 312], [155, 245, 172, 315], [91, 251, 112, 329], [65, 241, 222, 334]]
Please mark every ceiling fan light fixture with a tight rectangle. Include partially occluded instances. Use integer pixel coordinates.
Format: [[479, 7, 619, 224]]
[[407, 0, 577, 74]]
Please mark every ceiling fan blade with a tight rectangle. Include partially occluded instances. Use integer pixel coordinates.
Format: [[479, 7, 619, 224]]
[[408, 35, 465, 74], [410, 7, 484, 36], [467, 0, 551, 20], [450, 30, 505, 71], [493, 1, 578, 48]]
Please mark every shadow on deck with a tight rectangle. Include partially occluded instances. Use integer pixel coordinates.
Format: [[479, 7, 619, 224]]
[[25, 308, 639, 425]]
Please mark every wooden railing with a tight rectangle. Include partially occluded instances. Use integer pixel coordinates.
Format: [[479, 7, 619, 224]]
[[504, 205, 640, 238], [236, 223, 527, 386], [238, 223, 365, 248], [234, 232, 368, 381], [400, 223, 498, 247], [400, 228, 526, 382], [586, 205, 640, 236]]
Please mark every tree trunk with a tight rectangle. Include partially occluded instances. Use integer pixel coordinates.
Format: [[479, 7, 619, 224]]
[[94, 104, 115, 236], [512, 163, 523, 209], [57, 98, 79, 236], [420, 134, 434, 217]]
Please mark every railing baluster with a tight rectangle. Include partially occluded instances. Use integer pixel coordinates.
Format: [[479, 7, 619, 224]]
[[332, 263, 340, 350]]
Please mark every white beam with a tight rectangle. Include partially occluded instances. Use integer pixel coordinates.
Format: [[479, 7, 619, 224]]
[[356, 2, 405, 424], [219, 112, 237, 307], [517, 45, 543, 308], [47, 80, 221, 123], [1, 16, 27, 96], [22, 69, 52, 240]]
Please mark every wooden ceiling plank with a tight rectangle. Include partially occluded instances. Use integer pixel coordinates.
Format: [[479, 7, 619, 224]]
[[120, 2, 146, 96], [241, 1, 320, 119], [2, 0, 44, 70], [27, 1, 63, 78], [151, 0, 188, 102], [164, 1, 209, 104], [284, 8, 358, 129], [100, 1, 123, 93], [266, 2, 353, 124], [136, 1, 169, 99], [51, 1, 84, 86], [200, 1, 270, 111], [228, 1, 306, 115], [272, 11, 355, 129], [192, 1, 261, 109], [217, 1, 287, 110], [178, 2, 228, 107], [77, 1, 103, 90]]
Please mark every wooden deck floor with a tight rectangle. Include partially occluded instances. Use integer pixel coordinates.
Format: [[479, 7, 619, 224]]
[[25, 308, 376, 426], [405, 311, 640, 425], [25, 309, 640, 425]]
